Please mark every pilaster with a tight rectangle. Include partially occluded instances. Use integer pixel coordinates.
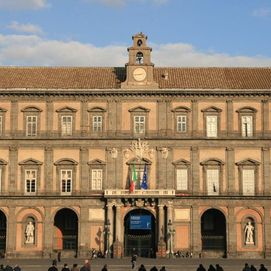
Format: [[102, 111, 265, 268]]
[[80, 99, 88, 136], [227, 206, 237, 257], [226, 147, 235, 195], [80, 147, 89, 193], [191, 146, 199, 195], [107, 99, 117, 136], [9, 146, 18, 193], [107, 202, 114, 249], [44, 146, 53, 193], [262, 147, 270, 195], [226, 100, 233, 136], [46, 99, 53, 135], [262, 100, 269, 135], [115, 204, 122, 243], [6, 207, 16, 258], [157, 100, 167, 135], [106, 148, 120, 189], [191, 206, 201, 256], [10, 100, 18, 135], [264, 206, 271, 258], [192, 100, 198, 136], [158, 204, 165, 241], [79, 206, 90, 257], [43, 206, 53, 257]]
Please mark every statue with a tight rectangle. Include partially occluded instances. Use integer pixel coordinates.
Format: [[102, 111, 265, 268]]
[[244, 221, 254, 245], [25, 221, 35, 244]]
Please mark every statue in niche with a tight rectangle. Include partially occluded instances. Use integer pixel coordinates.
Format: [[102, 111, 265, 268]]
[[25, 221, 35, 244], [244, 221, 254, 245]]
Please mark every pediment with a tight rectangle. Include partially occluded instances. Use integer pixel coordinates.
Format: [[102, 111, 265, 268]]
[[200, 158, 224, 166], [201, 106, 222, 113], [128, 106, 150, 113], [172, 159, 191, 166], [56, 106, 77, 113], [0, 159, 8, 165], [21, 106, 42, 112], [236, 107, 257, 113], [19, 158, 43, 166], [87, 159, 106, 165], [87, 107, 106, 113], [236, 159, 260, 166], [0, 107, 7, 113], [171, 106, 191, 113], [54, 158, 78, 166]]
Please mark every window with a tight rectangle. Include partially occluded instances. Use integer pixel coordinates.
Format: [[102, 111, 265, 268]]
[[91, 169, 103, 190], [129, 106, 150, 137], [236, 158, 259, 196], [25, 170, 37, 194], [136, 52, 144, 64], [26, 116, 37, 136], [56, 106, 77, 136], [22, 106, 42, 137], [206, 116, 217, 138], [176, 168, 188, 190], [237, 107, 257, 138], [202, 106, 222, 138], [61, 169, 72, 195], [61, 116, 72, 136], [241, 116, 253, 137], [242, 169, 255, 196], [201, 159, 224, 195], [177, 115, 187, 132], [134, 116, 145, 134], [206, 169, 219, 195], [93, 116, 102, 132], [0, 108, 7, 136]]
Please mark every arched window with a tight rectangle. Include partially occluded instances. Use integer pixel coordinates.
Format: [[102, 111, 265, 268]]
[[136, 52, 144, 64]]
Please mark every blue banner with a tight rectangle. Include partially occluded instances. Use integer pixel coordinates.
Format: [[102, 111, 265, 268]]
[[130, 215, 152, 230]]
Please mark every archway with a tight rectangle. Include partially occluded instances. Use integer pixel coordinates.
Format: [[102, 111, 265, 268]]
[[201, 209, 226, 253], [0, 211, 6, 257], [54, 208, 78, 253], [124, 209, 156, 258]]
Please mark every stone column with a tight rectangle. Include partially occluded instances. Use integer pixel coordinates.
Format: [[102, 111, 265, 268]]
[[226, 147, 235, 195], [192, 100, 198, 136], [264, 206, 271, 258], [191, 206, 201, 257], [44, 146, 53, 193], [191, 146, 200, 195], [157, 100, 167, 135], [80, 99, 88, 136], [46, 100, 53, 136], [166, 202, 173, 251], [80, 147, 89, 193], [262, 147, 270, 196], [79, 206, 90, 257], [6, 207, 16, 257], [107, 202, 114, 249], [226, 100, 233, 136], [9, 146, 18, 193], [10, 99, 18, 136], [262, 100, 269, 136], [107, 99, 117, 136], [43, 206, 53, 257], [227, 206, 237, 257], [158, 204, 165, 240], [115, 204, 122, 243]]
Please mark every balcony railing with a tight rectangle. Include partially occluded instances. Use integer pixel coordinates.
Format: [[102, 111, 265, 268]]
[[104, 189, 175, 198]]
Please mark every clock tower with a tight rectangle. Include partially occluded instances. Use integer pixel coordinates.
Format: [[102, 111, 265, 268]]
[[121, 33, 159, 89]]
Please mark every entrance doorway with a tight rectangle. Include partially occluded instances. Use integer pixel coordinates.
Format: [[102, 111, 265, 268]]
[[201, 209, 226, 253], [124, 209, 156, 258], [54, 208, 78, 253], [0, 211, 6, 257]]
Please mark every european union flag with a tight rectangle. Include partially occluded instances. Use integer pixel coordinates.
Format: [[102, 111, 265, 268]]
[[141, 164, 148, 190]]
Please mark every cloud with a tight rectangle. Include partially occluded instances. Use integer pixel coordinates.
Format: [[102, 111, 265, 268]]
[[0, 34, 271, 67], [0, 0, 48, 10], [252, 7, 271, 17], [7, 21, 43, 35], [84, 0, 168, 7]]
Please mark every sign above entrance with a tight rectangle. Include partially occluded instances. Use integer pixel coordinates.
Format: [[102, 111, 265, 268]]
[[130, 215, 152, 230]]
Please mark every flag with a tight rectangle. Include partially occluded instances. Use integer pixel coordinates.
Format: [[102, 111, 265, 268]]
[[129, 163, 137, 193], [141, 164, 148, 190]]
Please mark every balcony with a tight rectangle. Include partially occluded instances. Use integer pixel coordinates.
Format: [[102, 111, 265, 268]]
[[104, 189, 175, 198]]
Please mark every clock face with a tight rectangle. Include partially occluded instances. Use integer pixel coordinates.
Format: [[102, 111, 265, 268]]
[[133, 68, 147, 82]]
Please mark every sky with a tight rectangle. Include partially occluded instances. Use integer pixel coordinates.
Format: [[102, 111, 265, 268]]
[[0, 0, 271, 67]]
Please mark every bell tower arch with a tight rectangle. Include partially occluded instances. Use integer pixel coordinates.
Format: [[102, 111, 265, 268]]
[[121, 33, 158, 89]]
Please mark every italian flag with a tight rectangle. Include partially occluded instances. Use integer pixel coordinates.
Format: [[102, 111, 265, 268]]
[[129, 163, 137, 193]]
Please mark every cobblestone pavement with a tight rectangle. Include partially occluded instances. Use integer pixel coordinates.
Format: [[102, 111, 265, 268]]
[[0, 257, 271, 271]]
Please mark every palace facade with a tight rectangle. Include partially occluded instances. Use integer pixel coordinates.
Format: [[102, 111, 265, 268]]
[[0, 33, 271, 259]]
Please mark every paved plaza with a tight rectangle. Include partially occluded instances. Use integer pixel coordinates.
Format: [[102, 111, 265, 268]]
[[0, 257, 271, 271]]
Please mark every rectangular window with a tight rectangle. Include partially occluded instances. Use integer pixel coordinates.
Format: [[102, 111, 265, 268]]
[[241, 116, 253, 137], [25, 170, 37, 194], [242, 169, 255, 195], [91, 169, 103, 190], [61, 170, 72, 194], [206, 169, 219, 195], [26, 116, 37, 136], [176, 168, 188, 190], [177, 115, 187, 132], [134, 116, 145, 134], [0, 116, 2, 135], [93, 115, 102, 132], [61, 116, 72, 136], [206, 116, 217, 137]]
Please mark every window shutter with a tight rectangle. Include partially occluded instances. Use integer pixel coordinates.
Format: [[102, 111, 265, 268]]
[[206, 169, 219, 195], [206, 116, 217, 137], [242, 169, 255, 195], [176, 168, 188, 190]]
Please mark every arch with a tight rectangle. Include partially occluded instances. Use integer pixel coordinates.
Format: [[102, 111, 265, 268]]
[[235, 208, 263, 223], [18, 158, 43, 166], [53, 208, 79, 253], [0, 210, 7, 256], [16, 207, 44, 223], [54, 158, 78, 166], [124, 208, 156, 258], [201, 208, 227, 253], [21, 106, 42, 112], [200, 158, 225, 166]]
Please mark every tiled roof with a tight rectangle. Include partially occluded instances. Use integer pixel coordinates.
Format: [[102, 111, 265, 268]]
[[0, 66, 271, 89]]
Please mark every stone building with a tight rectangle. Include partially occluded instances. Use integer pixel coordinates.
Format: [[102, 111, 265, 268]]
[[0, 32, 271, 258]]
